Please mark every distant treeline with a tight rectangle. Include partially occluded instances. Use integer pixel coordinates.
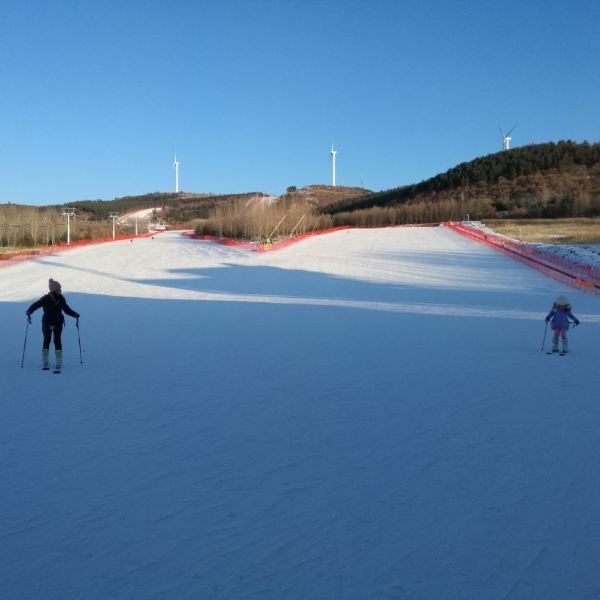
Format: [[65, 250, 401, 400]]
[[323, 141, 600, 217], [0, 204, 115, 250], [3, 141, 600, 250], [326, 197, 497, 228], [63, 192, 181, 220], [195, 142, 600, 239], [193, 196, 500, 240], [57, 191, 267, 224], [166, 192, 266, 224], [325, 170, 600, 225], [194, 198, 329, 241]]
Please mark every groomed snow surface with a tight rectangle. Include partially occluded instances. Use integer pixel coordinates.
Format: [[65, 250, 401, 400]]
[[1, 227, 600, 600]]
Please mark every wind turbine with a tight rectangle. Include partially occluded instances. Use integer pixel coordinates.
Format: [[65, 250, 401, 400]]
[[173, 155, 180, 192], [330, 145, 337, 186], [499, 124, 517, 151]]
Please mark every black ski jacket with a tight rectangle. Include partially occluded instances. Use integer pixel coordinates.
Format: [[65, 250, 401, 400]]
[[27, 293, 79, 327]]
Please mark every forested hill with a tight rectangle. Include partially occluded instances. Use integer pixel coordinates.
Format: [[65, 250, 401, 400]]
[[58, 192, 183, 219], [57, 191, 265, 221], [322, 141, 600, 217]]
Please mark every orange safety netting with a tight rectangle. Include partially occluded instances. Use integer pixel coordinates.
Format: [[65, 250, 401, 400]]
[[444, 222, 600, 293], [0, 232, 159, 269]]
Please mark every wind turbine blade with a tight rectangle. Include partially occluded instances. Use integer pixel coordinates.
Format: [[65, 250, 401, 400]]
[[507, 123, 517, 136], [498, 126, 505, 137]]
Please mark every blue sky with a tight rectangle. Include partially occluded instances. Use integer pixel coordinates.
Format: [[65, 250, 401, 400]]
[[1, 0, 599, 205]]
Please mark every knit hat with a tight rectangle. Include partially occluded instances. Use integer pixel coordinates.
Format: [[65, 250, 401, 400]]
[[48, 278, 61, 293]]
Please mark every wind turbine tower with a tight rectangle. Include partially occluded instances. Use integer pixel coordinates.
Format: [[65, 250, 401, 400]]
[[500, 124, 517, 151], [330, 145, 337, 186], [173, 155, 180, 192]]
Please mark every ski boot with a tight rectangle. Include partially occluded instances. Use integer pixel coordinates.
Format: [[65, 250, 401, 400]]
[[54, 350, 63, 373], [42, 348, 50, 370]]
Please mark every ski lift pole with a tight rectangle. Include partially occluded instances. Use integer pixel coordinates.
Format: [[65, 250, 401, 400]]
[[266, 214, 286, 243], [289, 213, 307, 238]]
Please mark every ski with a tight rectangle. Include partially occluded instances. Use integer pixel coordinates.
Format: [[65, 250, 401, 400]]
[[42, 366, 50, 370], [53, 368, 61, 374]]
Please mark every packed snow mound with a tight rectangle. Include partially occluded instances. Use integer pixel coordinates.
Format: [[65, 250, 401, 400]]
[[1, 228, 600, 600]]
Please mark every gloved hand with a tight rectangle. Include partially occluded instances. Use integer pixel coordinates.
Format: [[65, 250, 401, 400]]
[[26, 313, 32, 324], [545, 317, 550, 323], [574, 319, 580, 326]]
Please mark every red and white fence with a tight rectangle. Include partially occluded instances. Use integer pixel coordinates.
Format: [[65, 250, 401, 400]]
[[0, 232, 159, 269], [444, 222, 600, 293]]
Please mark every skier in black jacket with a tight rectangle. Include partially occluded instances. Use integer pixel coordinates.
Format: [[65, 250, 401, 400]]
[[26, 278, 80, 370]]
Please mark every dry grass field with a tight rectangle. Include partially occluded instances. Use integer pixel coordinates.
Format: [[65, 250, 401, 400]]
[[0, 246, 24, 260], [0, 245, 54, 260], [483, 219, 600, 244]]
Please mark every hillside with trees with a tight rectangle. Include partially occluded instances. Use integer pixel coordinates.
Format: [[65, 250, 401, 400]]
[[63, 192, 197, 220], [165, 186, 368, 226], [322, 141, 600, 224], [0, 192, 266, 254], [164, 192, 269, 226], [281, 185, 370, 208], [194, 142, 600, 239], [3, 141, 600, 255], [192, 186, 371, 240]]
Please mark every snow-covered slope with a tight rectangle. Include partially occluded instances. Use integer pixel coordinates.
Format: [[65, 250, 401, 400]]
[[1, 228, 599, 599], [117, 207, 162, 224]]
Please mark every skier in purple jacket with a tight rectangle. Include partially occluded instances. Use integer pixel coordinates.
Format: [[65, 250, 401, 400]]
[[545, 296, 580, 354]]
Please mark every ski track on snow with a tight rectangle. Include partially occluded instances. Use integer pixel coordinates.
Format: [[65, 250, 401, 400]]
[[1, 228, 600, 600]]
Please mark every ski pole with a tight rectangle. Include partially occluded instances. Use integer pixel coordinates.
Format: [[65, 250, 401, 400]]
[[21, 318, 30, 368], [541, 320, 548, 352], [76, 318, 83, 364]]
